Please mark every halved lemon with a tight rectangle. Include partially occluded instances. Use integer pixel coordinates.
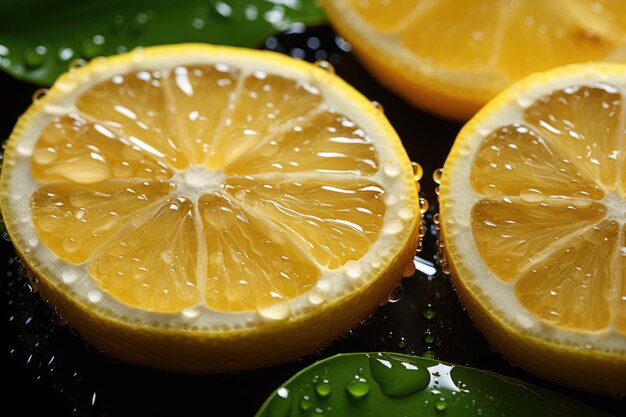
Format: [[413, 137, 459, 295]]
[[0, 44, 420, 372], [440, 63, 626, 394], [323, 0, 626, 120]]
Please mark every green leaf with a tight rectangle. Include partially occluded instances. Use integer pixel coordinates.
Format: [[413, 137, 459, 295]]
[[0, 0, 326, 85], [255, 353, 612, 417]]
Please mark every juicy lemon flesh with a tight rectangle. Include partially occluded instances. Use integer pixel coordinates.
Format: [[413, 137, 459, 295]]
[[30, 64, 387, 313], [469, 83, 626, 333]]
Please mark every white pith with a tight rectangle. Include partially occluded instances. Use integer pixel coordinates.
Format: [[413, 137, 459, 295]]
[[442, 66, 626, 352], [2, 46, 418, 332]]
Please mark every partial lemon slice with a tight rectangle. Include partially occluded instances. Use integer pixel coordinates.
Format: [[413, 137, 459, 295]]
[[440, 63, 626, 394], [0, 44, 420, 372], [323, 0, 626, 120]]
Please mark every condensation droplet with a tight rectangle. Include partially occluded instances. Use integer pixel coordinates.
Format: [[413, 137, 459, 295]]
[[433, 168, 443, 184], [182, 307, 200, 319], [308, 289, 326, 305], [388, 283, 404, 303], [384, 161, 401, 178], [314, 60, 335, 74], [259, 302, 291, 321], [383, 219, 403, 235], [62, 269, 79, 284], [345, 260, 363, 280], [88, 290, 103, 303]]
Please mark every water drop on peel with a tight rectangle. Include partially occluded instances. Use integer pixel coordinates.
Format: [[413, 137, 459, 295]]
[[388, 283, 404, 303], [62, 269, 78, 284], [308, 289, 326, 305], [88, 290, 103, 303], [315, 378, 332, 397], [345, 376, 370, 399], [383, 219, 403, 235], [412, 161, 423, 181], [344, 260, 362, 280], [369, 353, 430, 397], [182, 307, 200, 319], [258, 303, 291, 321], [384, 161, 401, 178], [314, 60, 335, 74]]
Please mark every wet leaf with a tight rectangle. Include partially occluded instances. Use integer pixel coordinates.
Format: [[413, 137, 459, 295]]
[[255, 353, 611, 417], [0, 0, 326, 85]]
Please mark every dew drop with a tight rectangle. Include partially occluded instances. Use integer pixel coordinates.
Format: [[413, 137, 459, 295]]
[[383, 219, 403, 235], [388, 283, 404, 303], [519, 188, 544, 203], [433, 168, 443, 184], [345, 376, 370, 399], [31, 88, 48, 102], [369, 353, 430, 397], [88, 290, 103, 303], [160, 249, 175, 264], [315, 378, 332, 397], [23, 45, 47, 69], [397, 337, 407, 349], [435, 398, 448, 412], [28, 237, 39, 247], [82, 35, 106, 58], [299, 395, 312, 411], [314, 59, 335, 74], [344, 260, 362, 280], [258, 302, 291, 321], [308, 289, 326, 305], [371, 101, 384, 113], [421, 305, 437, 320], [398, 205, 415, 220], [384, 161, 401, 178], [182, 307, 200, 319], [412, 161, 423, 181], [62, 269, 78, 284], [63, 237, 80, 253]]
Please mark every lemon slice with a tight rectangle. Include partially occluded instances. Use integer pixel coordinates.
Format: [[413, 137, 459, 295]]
[[0, 44, 420, 372], [323, 0, 626, 120], [440, 63, 626, 394]]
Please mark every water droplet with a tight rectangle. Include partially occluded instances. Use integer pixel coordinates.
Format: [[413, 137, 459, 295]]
[[62, 269, 78, 284], [519, 188, 544, 203], [344, 260, 362, 280], [345, 376, 370, 399], [412, 161, 423, 181], [58, 46, 74, 61], [63, 237, 80, 253], [213, 1, 233, 19], [422, 331, 435, 344], [28, 236, 39, 247], [421, 305, 437, 320], [23, 45, 47, 69], [82, 35, 106, 58], [384, 161, 401, 178], [369, 353, 430, 397], [299, 395, 312, 411], [419, 197, 429, 214], [397, 337, 407, 349], [435, 398, 448, 412], [315, 378, 332, 397], [383, 219, 403, 235], [258, 302, 291, 321], [88, 290, 103, 303], [422, 349, 436, 359], [182, 307, 200, 319], [308, 289, 326, 305], [388, 283, 404, 303], [32, 88, 48, 102], [160, 249, 175, 264], [398, 205, 415, 220], [314, 60, 335, 74], [372, 101, 384, 113], [433, 168, 443, 184], [267, 386, 291, 417]]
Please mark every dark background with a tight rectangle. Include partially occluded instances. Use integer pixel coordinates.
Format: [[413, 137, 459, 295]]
[[0, 25, 622, 416]]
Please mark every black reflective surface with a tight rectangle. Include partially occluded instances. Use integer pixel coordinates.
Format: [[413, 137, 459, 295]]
[[0, 25, 622, 416]]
